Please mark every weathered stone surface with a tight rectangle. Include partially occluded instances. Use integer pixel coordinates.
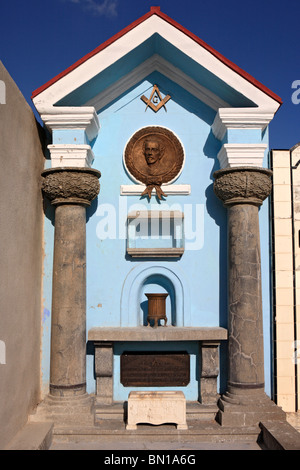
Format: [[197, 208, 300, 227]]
[[214, 169, 268, 391], [95, 342, 113, 405], [213, 166, 286, 427], [201, 344, 219, 378], [88, 326, 227, 342], [5, 422, 53, 450], [213, 166, 272, 206], [41, 167, 101, 206], [200, 343, 220, 405], [50, 204, 87, 396], [259, 420, 300, 450], [29, 393, 94, 427], [227, 203, 265, 387], [217, 386, 286, 426], [42, 168, 100, 399], [126, 391, 188, 430]]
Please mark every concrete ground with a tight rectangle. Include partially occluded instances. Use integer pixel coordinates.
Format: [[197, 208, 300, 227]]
[[286, 412, 300, 432], [49, 413, 300, 451], [49, 420, 263, 451], [50, 436, 262, 450], [6, 411, 299, 450]]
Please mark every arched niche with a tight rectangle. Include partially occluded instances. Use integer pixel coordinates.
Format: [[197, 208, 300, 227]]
[[120, 263, 191, 327]]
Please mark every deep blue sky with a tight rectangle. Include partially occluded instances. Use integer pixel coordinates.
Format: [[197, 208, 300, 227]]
[[0, 0, 299, 149]]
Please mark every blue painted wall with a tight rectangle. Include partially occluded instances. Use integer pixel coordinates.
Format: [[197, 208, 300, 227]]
[[42, 71, 272, 400]]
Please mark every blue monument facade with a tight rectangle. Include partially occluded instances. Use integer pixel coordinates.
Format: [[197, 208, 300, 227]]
[[32, 7, 283, 419]]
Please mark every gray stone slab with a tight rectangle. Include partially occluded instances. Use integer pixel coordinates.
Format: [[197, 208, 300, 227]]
[[259, 420, 300, 450], [88, 326, 228, 342], [50, 419, 262, 450], [5, 422, 53, 450], [50, 436, 262, 450]]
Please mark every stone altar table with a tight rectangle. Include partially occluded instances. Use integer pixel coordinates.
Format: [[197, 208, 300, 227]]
[[88, 326, 227, 424]]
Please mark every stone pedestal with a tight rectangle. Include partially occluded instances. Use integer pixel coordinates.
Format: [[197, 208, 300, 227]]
[[41, 167, 100, 417], [213, 167, 286, 426], [126, 391, 188, 430]]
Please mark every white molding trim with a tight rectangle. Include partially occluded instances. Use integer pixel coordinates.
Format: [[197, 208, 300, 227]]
[[217, 143, 267, 168], [120, 184, 191, 196], [48, 144, 95, 168], [85, 54, 230, 112], [212, 108, 274, 141], [39, 106, 100, 141], [32, 16, 280, 113]]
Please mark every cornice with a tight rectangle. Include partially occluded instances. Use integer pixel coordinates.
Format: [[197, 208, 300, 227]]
[[38, 106, 100, 141], [212, 108, 275, 141]]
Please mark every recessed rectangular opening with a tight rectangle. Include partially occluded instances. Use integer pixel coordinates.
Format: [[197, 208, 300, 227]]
[[127, 210, 184, 257]]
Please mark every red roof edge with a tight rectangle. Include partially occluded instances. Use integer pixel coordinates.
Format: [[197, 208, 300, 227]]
[[31, 8, 156, 100], [31, 6, 282, 105]]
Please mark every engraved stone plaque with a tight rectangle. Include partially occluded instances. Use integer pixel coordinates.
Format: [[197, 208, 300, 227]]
[[120, 351, 190, 387]]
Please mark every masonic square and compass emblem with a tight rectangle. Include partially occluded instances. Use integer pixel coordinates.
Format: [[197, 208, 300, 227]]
[[124, 126, 185, 200], [141, 84, 171, 112]]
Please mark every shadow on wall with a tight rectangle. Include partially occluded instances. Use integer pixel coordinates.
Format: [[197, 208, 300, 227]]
[[204, 129, 228, 395], [203, 129, 227, 330]]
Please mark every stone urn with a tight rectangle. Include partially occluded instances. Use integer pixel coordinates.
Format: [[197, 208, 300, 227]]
[[145, 293, 168, 327]]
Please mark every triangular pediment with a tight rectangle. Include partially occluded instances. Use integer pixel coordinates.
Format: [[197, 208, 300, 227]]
[[32, 7, 281, 118]]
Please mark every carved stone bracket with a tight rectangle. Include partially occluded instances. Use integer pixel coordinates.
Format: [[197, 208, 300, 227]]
[[200, 342, 220, 405], [213, 166, 272, 206], [94, 342, 114, 406], [41, 167, 101, 206]]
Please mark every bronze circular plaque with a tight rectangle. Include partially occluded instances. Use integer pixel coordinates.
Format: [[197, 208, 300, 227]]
[[124, 126, 185, 199]]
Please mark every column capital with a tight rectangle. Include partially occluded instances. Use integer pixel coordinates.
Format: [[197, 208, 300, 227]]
[[213, 166, 272, 206], [41, 167, 101, 206]]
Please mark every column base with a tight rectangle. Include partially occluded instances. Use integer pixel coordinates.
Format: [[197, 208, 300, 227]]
[[217, 386, 286, 427], [49, 382, 87, 397], [30, 393, 94, 427]]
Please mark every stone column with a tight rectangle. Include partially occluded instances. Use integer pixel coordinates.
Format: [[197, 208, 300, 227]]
[[41, 167, 100, 404], [213, 167, 285, 426]]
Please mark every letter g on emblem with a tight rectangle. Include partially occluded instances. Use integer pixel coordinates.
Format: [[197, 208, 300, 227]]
[[141, 84, 171, 112]]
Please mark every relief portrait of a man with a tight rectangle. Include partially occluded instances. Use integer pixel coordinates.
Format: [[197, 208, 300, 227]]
[[143, 139, 166, 176], [124, 127, 184, 200]]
